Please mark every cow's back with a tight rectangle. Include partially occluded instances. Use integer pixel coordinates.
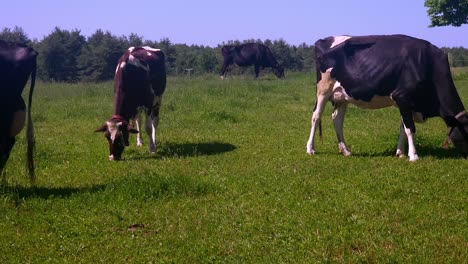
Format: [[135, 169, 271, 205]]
[[113, 47, 166, 118]]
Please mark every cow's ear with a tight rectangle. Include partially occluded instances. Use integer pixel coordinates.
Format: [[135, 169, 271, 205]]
[[95, 123, 108, 132]]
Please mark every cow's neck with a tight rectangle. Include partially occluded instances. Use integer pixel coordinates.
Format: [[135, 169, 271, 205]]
[[112, 90, 130, 121]]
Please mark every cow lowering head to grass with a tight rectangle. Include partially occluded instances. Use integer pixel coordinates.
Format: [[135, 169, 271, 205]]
[[0, 40, 37, 180], [220, 43, 284, 79], [306, 34, 468, 161], [95, 46, 166, 161]]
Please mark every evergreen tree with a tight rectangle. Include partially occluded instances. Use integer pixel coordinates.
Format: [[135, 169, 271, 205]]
[[158, 38, 177, 74], [78, 29, 127, 81], [37, 27, 85, 81], [0, 26, 31, 45], [126, 33, 144, 47]]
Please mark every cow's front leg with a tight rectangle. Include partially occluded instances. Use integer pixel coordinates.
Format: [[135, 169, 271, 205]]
[[220, 63, 229, 79], [332, 103, 351, 156], [135, 112, 144, 147], [396, 122, 407, 158]]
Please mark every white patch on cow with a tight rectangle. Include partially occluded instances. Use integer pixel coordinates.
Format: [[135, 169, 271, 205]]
[[403, 125, 419, 161], [128, 55, 149, 71], [330, 36, 351, 48], [106, 121, 120, 142], [115, 61, 126, 75], [146, 52, 152, 56], [128, 47, 135, 52], [143, 46, 160, 52], [135, 113, 144, 147], [10, 110, 26, 137], [331, 83, 395, 109]]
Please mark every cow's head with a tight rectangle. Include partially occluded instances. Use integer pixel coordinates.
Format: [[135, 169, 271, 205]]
[[448, 112, 468, 157], [95, 118, 138, 161], [273, 65, 285, 79]]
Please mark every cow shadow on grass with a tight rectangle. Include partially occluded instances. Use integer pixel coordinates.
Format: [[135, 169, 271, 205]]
[[127, 141, 237, 160], [0, 184, 105, 200], [352, 145, 464, 159]]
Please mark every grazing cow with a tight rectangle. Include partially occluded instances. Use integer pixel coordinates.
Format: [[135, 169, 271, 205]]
[[306, 34, 468, 161], [95, 46, 166, 161], [0, 40, 37, 179], [220, 43, 284, 79]]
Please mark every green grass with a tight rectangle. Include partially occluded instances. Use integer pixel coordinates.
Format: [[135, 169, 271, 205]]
[[1, 72, 467, 263]]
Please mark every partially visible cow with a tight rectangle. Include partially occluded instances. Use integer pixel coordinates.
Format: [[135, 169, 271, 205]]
[[306, 34, 468, 161], [95, 46, 166, 160], [220, 43, 284, 79], [0, 40, 37, 179]]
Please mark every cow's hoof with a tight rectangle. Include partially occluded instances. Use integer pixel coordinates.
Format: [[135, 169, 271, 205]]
[[137, 142, 143, 147], [338, 143, 351, 156], [307, 149, 316, 155], [341, 151, 352, 157], [395, 149, 406, 159], [409, 154, 419, 162]]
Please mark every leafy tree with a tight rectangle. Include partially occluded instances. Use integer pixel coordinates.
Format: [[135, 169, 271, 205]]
[[0, 26, 31, 45], [441, 46, 468, 66], [193, 46, 218, 74], [37, 27, 85, 81], [270, 39, 294, 71], [174, 44, 197, 75], [296, 43, 315, 72], [78, 29, 127, 81], [425, 0, 468, 27]]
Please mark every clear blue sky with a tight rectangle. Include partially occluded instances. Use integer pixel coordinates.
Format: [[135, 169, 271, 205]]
[[2, 0, 467, 47]]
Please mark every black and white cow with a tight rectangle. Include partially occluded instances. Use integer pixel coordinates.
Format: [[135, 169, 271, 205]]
[[95, 46, 166, 160], [0, 40, 37, 179], [306, 34, 468, 161], [220, 43, 284, 79]]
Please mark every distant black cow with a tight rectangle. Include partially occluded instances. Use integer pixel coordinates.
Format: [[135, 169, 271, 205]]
[[95, 46, 166, 160], [0, 40, 37, 179], [220, 43, 284, 79], [306, 34, 468, 161]]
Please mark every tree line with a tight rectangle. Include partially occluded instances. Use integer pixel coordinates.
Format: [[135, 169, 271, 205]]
[[1, 26, 467, 82]]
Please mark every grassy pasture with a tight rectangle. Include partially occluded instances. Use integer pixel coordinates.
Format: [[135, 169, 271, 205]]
[[1, 72, 467, 263]]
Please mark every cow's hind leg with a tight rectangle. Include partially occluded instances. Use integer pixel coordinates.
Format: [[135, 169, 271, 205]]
[[396, 122, 407, 158], [254, 65, 260, 78], [146, 97, 162, 154], [306, 69, 335, 154], [145, 114, 156, 154], [332, 103, 351, 156], [394, 96, 419, 161]]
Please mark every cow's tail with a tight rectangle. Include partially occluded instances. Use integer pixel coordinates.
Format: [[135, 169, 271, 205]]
[[26, 58, 36, 182], [315, 69, 323, 143]]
